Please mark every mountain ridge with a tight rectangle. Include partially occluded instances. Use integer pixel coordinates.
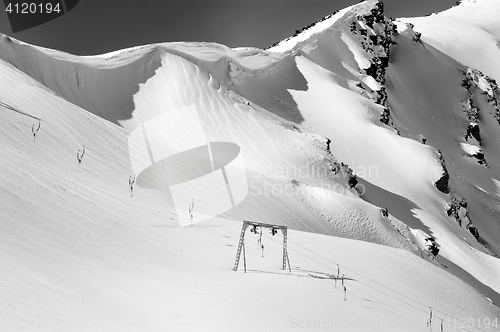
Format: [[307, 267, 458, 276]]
[[1, 0, 500, 330]]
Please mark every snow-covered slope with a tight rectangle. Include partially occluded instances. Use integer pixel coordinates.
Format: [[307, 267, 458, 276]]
[[0, 33, 416, 250], [400, 0, 500, 83], [1, 0, 500, 330]]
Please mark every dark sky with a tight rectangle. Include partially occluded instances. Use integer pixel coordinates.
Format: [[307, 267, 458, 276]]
[[0, 0, 457, 55]]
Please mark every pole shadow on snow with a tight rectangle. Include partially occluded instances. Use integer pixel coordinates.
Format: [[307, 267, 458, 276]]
[[243, 267, 357, 282], [294, 268, 356, 281], [243, 269, 327, 279], [0, 101, 41, 121]]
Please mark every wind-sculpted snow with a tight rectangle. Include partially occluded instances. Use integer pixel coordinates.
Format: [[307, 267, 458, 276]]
[[2, 20, 430, 250], [1, 0, 500, 330], [123, 50, 416, 248]]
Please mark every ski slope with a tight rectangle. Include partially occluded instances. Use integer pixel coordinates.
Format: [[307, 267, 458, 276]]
[[1, 0, 500, 331]]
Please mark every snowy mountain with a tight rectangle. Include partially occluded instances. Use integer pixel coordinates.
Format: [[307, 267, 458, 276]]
[[1, 0, 500, 331]]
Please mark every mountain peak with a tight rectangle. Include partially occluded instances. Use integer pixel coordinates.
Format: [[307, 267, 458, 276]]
[[267, 0, 383, 53]]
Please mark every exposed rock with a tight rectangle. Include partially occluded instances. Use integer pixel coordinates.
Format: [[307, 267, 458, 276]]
[[426, 237, 440, 256], [347, 171, 358, 188], [461, 67, 500, 125], [466, 222, 480, 240], [446, 190, 469, 227], [434, 151, 450, 194], [404, 22, 423, 43], [328, 157, 358, 189], [435, 174, 449, 194], [379, 106, 392, 125], [411, 229, 440, 258], [349, 1, 399, 130], [445, 189, 480, 241], [325, 137, 331, 154], [458, 68, 500, 165], [465, 123, 481, 145], [413, 31, 422, 43]]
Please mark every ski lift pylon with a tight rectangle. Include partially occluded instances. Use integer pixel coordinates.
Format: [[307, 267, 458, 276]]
[[233, 220, 291, 273]]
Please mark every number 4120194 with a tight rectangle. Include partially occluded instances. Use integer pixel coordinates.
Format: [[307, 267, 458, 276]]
[[445, 317, 498, 329], [5, 3, 61, 14]]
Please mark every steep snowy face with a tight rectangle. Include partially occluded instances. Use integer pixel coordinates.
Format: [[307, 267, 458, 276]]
[[263, 0, 500, 294], [386, 21, 500, 250], [265, 1, 402, 129], [0, 5, 424, 251], [400, 0, 500, 83], [0, 34, 166, 125], [230, 0, 500, 295], [1, 0, 500, 307]]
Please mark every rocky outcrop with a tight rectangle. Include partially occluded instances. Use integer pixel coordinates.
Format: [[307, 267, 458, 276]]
[[411, 229, 440, 258], [426, 237, 440, 256], [460, 68, 481, 124], [329, 159, 358, 189], [403, 22, 424, 44], [347, 1, 401, 129], [461, 67, 500, 123], [466, 222, 480, 240], [445, 189, 480, 240], [458, 67, 500, 165], [325, 137, 358, 187], [351, 2, 397, 88], [465, 123, 481, 145], [434, 151, 450, 194], [446, 190, 469, 227], [464, 68, 500, 124]]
